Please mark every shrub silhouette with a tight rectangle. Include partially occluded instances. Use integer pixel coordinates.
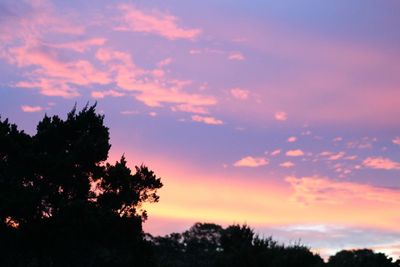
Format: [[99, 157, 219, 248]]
[[0, 104, 162, 266]]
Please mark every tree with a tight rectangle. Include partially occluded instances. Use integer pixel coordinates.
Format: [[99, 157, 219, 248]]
[[0, 104, 163, 266], [152, 222, 324, 267], [328, 249, 399, 267]]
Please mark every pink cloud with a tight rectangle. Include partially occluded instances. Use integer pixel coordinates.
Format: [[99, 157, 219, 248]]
[[191, 115, 223, 125], [116, 4, 201, 40], [280, 161, 295, 168], [274, 111, 288, 121], [393, 137, 400, 145], [270, 149, 281, 156], [287, 136, 297, 143], [286, 176, 400, 206], [157, 58, 173, 67], [286, 149, 304, 157], [333, 137, 343, 142], [228, 52, 245, 61], [328, 152, 345, 161], [171, 104, 209, 114], [49, 38, 107, 52], [21, 105, 44, 113], [234, 156, 268, 167], [320, 151, 345, 161], [10, 44, 110, 97], [230, 88, 249, 100], [363, 157, 400, 170], [91, 89, 125, 99], [96, 47, 217, 109]]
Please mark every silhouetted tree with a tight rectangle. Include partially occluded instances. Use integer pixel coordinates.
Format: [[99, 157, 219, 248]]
[[0, 104, 163, 267], [152, 222, 324, 267], [327, 249, 399, 267]]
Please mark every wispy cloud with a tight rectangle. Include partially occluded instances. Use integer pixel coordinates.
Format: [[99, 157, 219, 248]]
[[280, 161, 295, 168], [171, 104, 209, 114], [116, 4, 201, 40], [230, 88, 249, 100], [286, 176, 400, 206], [228, 52, 245, 61], [91, 89, 124, 99], [363, 157, 400, 170], [157, 57, 173, 67], [48, 38, 107, 52], [10, 44, 110, 97], [319, 151, 345, 161], [270, 149, 281, 156], [191, 115, 223, 125], [95, 47, 217, 109], [234, 156, 268, 167], [21, 105, 44, 113], [120, 110, 139, 115]]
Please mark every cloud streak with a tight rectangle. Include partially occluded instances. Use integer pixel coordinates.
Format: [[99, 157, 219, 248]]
[[191, 115, 223, 125], [116, 4, 201, 40], [21, 105, 44, 113], [363, 157, 400, 170], [286, 176, 400, 206]]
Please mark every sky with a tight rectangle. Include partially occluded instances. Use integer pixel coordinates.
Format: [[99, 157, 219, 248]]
[[1, 0, 400, 260]]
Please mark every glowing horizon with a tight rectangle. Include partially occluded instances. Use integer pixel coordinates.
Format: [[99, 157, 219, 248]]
[[1, 0, 399, 260]]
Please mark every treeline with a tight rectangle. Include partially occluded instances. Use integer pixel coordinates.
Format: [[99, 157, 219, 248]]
[[149, 222, 400, 267], [1, 105, 398, 266]]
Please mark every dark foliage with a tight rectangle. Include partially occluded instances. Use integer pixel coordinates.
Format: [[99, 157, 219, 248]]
[[0, 104, 162, 266], [328, 249, 400, 267], [151, 222, 325, 267]]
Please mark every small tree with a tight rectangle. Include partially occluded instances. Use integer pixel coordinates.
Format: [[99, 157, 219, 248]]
[[0, 104, 163, 266]]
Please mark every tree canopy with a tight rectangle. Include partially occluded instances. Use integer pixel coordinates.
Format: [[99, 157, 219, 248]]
[[0, 104, 162, 266]]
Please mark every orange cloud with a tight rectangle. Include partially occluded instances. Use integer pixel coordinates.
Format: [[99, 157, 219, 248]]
[[234, 156, 268, 167], [116, 4, 201, 40], [363, 157, 400, 170], [21, 105, 44, 113], [191, 115, 223, 125], [286, 149, 304, 157]]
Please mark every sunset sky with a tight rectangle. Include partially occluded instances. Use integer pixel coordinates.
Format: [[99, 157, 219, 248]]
[[1, 0, 400, 259]]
